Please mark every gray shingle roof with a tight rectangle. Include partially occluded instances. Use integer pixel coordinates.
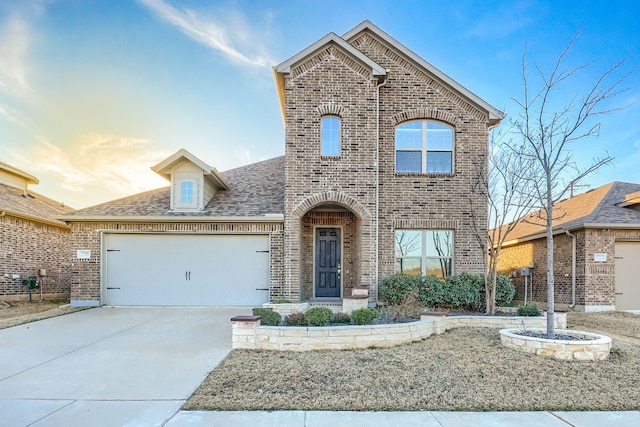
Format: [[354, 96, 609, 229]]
[[63, 156, 284, 219], [505, 181, 640, 241], [0, 183, 74, 226]]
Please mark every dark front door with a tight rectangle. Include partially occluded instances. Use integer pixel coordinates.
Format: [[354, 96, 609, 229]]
[[315, 228, 341, 297]]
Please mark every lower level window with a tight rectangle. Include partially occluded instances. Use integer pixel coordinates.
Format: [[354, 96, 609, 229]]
[[395, 230, 453, 278]]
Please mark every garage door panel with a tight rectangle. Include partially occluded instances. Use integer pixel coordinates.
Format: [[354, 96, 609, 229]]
[[104, 234, 270, 306], [615, 242, 640, 311]]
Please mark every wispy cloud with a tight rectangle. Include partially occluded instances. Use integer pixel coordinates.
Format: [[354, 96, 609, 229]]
[[138, 0, 274, 69], [0, 11, 36, 97], [22, 134, 170, 197]]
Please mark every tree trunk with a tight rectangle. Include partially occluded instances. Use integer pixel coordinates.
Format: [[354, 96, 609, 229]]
[[546, 178, 555, 338]]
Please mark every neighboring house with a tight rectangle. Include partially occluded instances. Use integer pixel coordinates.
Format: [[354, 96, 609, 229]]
[[497, 181, 640, 312], [0, 162, 74, 300], [61, 21, 505, 307]]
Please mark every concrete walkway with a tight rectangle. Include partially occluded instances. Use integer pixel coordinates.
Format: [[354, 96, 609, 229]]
[[167, 410, 640, 426], [0, 306, 250, 427], [1, 307, 638, 426]]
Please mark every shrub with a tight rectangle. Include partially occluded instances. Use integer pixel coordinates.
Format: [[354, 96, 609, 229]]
[[380, 274, 419, 305], [352, 308, 378, 325], [252, 308, 281, 326], [381, 272, 517, 312], [495, 274, 516, 306], [517, 302, 542, 316], [273, 299, 292, 304], [304, 307, 334, 326], [388, 290, 424, 320], [283, 312, 307, 326], [332, 312, 352, 324]]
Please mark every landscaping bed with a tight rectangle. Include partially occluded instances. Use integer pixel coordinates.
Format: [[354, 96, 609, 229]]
[[0, 299, 88, 330], [186, 311, 640, 412]]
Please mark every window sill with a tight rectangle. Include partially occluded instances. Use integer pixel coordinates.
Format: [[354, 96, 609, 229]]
[[394, 172, 455, 177], [320, 155, 341, 160]]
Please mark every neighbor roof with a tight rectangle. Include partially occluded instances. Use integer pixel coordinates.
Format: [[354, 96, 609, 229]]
[[0, 161, 39, 185], [0, 183, 74, 229], [61, 156, 285, 221], [503, 182, 640, 244]]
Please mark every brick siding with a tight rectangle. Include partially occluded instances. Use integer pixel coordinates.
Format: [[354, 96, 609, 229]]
[[498, 228, 640, 309], [282, 31, 489, 302], [0, 214, 71, 299]]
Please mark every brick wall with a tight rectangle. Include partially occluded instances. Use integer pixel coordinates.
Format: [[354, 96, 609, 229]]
[[281, 31, 490, 302], [69, 221, 284, 304], [498, 228, 640, 310], [0, 214, 71, 299]]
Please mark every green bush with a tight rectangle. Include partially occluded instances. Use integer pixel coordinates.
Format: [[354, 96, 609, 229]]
[[495, 274, 516, 306], [380, 272, 516, 312], [517, 302, 542, 316], [283, 312, 307, 326], [252, 308, 281, 326], [332, 312, 352, 324], [304, 307, 334, 326], [352, 308, 378, 325], [380, 274, 419, 305]]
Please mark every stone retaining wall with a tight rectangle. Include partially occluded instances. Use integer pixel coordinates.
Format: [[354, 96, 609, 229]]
[[231, 313, 567, 352], [499, 328, 611, 361]]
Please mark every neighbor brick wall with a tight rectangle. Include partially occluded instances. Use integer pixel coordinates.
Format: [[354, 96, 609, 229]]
[[69, 221, 284, 304], [0, 214, 71, 299], [498, 228, 640, 310], [281, 31, 491, 303]]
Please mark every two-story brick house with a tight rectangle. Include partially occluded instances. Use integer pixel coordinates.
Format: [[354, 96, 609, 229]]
[[62, 21, 504, 307]]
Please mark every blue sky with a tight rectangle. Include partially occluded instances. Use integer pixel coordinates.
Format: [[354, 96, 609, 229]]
[[1, 0, 638, 208]]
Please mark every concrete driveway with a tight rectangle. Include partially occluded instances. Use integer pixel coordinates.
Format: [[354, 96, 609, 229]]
[[0, 306, 251, 427]]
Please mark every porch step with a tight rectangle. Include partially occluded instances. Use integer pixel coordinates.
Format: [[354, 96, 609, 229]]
[[308, 299, 343, 313]]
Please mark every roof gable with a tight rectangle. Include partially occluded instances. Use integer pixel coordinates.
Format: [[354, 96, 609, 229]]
[[151, 148, 229, 190], [343, 20, 505, 126]]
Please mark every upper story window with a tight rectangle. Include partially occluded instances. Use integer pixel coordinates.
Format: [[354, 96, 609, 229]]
[[395, 120, 454, 174], [180, 180, 194, 204], [321, 116, 341, 156]]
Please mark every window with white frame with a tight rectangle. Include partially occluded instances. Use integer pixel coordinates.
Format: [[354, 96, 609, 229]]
[[321, 116, 341, 156], [395, 230, 453, 278], [180, 180, 194, 204], [395, 120, 454, 174]]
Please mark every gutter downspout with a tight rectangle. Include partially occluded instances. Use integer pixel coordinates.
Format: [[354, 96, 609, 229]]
[[565, 230, 577, 308], [375, 75, 388, 305]]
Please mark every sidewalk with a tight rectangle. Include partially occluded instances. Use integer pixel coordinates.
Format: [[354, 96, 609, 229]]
[[165, 410, 640, 426]]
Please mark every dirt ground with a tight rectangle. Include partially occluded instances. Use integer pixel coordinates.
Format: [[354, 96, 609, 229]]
[[0, 299, 87, 330], [185, 311, 640, 412]]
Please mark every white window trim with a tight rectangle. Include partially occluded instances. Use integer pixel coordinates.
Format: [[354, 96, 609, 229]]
[[320, 115, 341, 157], [395, 120, 454, 174], [395, 229, 454, 277]]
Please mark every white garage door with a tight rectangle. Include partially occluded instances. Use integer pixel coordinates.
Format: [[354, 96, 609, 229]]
[[104, 234, 270, 306], [615, 241, 640, 310]]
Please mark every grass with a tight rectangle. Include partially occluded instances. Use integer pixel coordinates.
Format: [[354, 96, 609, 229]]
[[0, 299, 88, 330], [185, 311, 640, 412]]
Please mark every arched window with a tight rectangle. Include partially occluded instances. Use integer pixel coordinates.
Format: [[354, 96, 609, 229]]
[[321, 116, 341, 156], [395, 120, 454, 174]]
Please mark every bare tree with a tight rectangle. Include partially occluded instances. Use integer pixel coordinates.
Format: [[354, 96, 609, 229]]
[[512, 32, 632, 337], [395, 231, 421, 274], [470, 129, 538, 314]]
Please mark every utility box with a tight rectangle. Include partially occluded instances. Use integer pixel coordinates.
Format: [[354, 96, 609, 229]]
[[20, 276, 39, 303], [520, 267, 530, 277]]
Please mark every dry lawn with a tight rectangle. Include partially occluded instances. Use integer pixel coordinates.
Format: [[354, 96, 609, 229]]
[[185, 311, 640, 412], [0, 299, 87, 330]]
